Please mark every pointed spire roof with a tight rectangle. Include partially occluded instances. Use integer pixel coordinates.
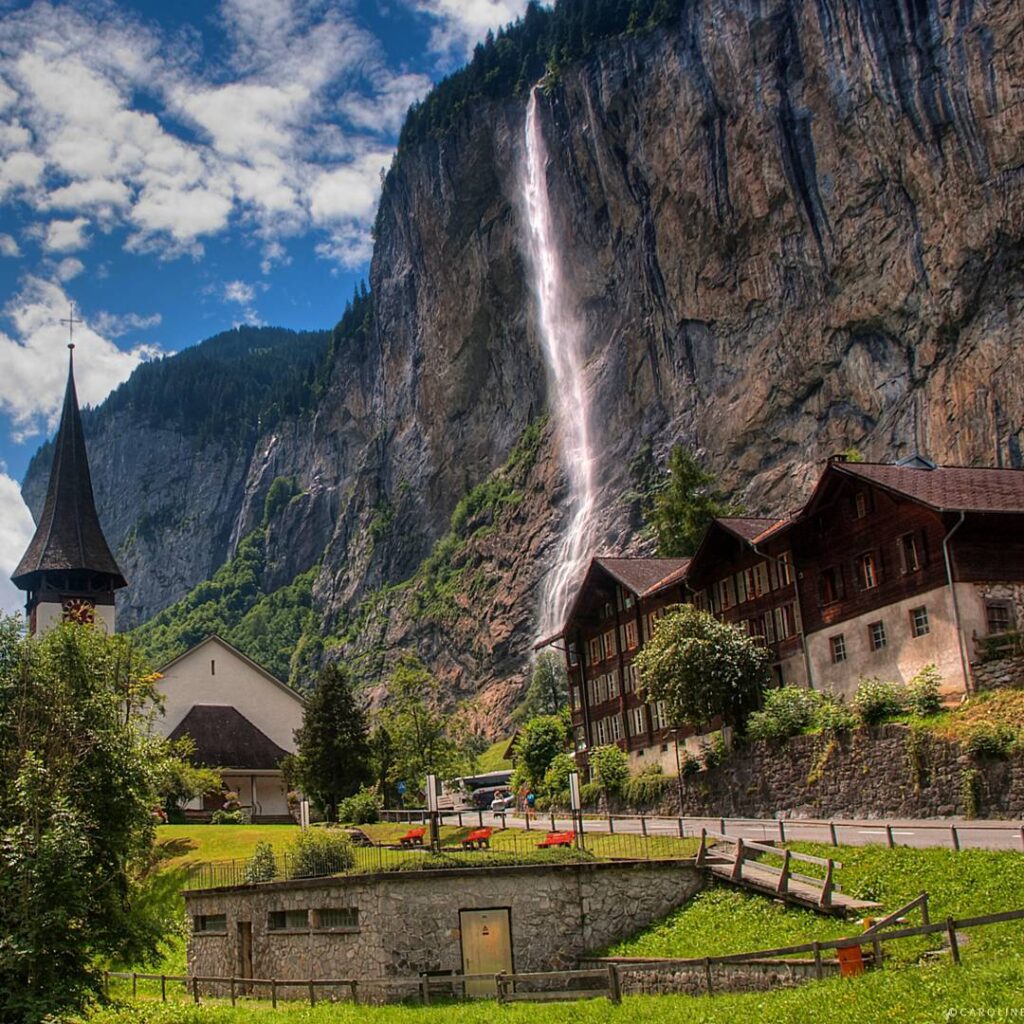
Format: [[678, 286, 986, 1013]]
[[11, 349, 126, 591]]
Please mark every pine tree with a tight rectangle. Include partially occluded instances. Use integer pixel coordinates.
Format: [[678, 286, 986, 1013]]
[[292, 663, 372, 821]]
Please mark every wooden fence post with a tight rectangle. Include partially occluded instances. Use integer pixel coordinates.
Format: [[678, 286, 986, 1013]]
[[230, 978, 236, 1006], [821, 859, 834, 909], [479, 810, 484, 829], [132, 972, 137, 999], [872, 935, 883, 968], [719, 817, 726, 835], [813, 942, 823, 979], [495, 972, 507, 1003], [677, 818, 685, 838], [921, 894, 930, 926], [271, 979, 277, 1010], [1019, 826, 1024, 853], [608, 813, 614, 834], [829, 821, 838, 846], [607, 964, 622, 1004], [731, 837, 745, 881], [192, 977, 199, 1004], [641, 817, 648, 837], [777, 848, 791, 894], [161, 975, 167, 1003], [350, 980, 359, 1005], [420, 975, 431, 1004], [551, 811, 557, 831], [778, 819, 786, 844], [703, 957, 713, 994], [696, 828, 707, 867], [885, 824, 895, 849], [951, 825, 960, 852], [946, 918, 961, 965], [309, 979, 316, 1006]]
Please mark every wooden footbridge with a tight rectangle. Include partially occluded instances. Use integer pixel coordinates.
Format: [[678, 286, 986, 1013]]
[[695, 829, 882, 916]]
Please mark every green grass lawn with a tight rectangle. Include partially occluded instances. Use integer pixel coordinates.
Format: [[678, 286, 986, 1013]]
[[476, 737, 513, 771], [155, 825, 300, 868]]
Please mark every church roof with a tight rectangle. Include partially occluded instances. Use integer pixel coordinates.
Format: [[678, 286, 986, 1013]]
[[169, 704, 291, 770], [12, 351, 126, 590]]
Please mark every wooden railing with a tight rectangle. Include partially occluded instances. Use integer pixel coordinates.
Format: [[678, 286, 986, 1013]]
[[695, 828, 842, 908]]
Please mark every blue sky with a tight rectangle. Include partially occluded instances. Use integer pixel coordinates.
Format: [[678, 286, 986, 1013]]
[[0, 0, 527, 612]]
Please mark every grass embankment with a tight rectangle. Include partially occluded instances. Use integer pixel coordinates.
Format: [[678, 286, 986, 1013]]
[[156, 825, 300, 868], [476, 737, 513, 771]]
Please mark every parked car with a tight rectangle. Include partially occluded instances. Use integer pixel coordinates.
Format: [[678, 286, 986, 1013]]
[[490, 791, 514, 812]]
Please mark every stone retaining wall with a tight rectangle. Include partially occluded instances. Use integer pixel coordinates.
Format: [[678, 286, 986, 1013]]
[[185, 860, 704, 992], [971, 655, 1024, 692], [581, 958, 838, 995], [613, 726, 1024, 820]]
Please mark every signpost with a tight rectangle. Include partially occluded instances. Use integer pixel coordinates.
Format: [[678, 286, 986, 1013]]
[[425, 774, 441, 852], [568, 771, 584, 848]]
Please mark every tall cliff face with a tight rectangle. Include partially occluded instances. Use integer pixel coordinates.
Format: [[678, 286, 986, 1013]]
[[23, 0, 1024, 725]]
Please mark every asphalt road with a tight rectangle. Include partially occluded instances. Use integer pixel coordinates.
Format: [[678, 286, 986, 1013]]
[[420, 809, 1024, 852]]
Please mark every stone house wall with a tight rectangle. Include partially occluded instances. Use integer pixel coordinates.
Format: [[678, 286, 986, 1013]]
[[184, 860, 704, 989], [626, 726, 1024, 820]]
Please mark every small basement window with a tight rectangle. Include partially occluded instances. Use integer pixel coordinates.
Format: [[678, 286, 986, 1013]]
[[986, 601, 1014, 635], [314, 908, 359, 931], [193, 914, 227, 934], [830, 634, 847, 664], [268, 909, 309, 931], [910, 606, 930, 638]]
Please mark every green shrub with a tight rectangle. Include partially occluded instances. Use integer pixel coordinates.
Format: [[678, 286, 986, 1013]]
[[244, 842, 278, 883], [700, 732, 729, 769], [816, 695, 858, 735], [286, 828, 355, 878], [622, 767, 674, 807], [580, 781, 603, 809], [906, 664, 943, 717], [853, 677, 907, 726], [680, 752, 702, 776], [209, 810, 244, 825], [542, 752, 576, 799], [745, 686, 820, 742], [590, 745, 629, 795], [337, 786, 380, 825], [964, 723, 1016, 760]]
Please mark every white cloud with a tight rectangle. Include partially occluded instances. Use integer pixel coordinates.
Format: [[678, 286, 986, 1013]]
[[0, 467, 35, 616], [91, 310, 162, 338], [405, 0, 526, 62], [223, 279, 256, 305], [43, 217, 90, 253], [54, 257, 84, 281], [0, 277, 161, 439], [0, 233, 19, 257]]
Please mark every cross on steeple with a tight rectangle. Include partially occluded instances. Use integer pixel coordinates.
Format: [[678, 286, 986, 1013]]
[[60, 303, 83, 351]]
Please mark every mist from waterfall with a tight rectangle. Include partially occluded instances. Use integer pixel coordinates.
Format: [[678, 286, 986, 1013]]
[[521, 88, 598, 640]]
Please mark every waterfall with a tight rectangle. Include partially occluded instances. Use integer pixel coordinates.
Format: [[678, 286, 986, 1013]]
[[521, 88, 599, 639]]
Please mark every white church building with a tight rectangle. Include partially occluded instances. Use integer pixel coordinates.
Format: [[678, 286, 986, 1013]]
[[156, 635, 305, 823]]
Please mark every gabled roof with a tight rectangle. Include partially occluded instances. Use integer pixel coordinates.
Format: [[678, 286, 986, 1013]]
[[169, 704, 289, 770], [592, 556, 691, 595], [158, 634, 306, 705], [811, 462, 1024, 514], [714, 517, 782, 543], [12, 352, 126, 590]]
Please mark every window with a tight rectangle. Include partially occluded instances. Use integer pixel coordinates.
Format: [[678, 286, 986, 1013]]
[[869, 621, 887, 651], [630, 705, 648, 736], [314, 908, 359, 931], [574, 726, 586, 752], [571, 686, 581, 710], [595, 718, 608, 745], [777, 551, 794, 588], [745, 563, 768, 599], [193, 914, 227, 934], [596, 674, 609, 704], [624, 620, 639, 650], [986, 601, 1014, 635], [210, 659, 216, 676], [651, 701, 670, 731], [775, 603, 797, 640], [589, 636, 602, 665], [854, 491, 870, 519], [735, 571, 748, 604], [624, 663, 638, 692], [857, 553, 879, 590], [764, 609, 776, 643], [608, 669, 620, 700], [819, 566, 843, 604], [609, 714, 624, 741], [623, 588, 635, 610], [568, 642, 578, 667], [910, 606, 930, 638], [604, 628, 617, 659], [718, 577, 734, 611], [268, 910, 309, 931], [898, 532, 922, 574], [602, 602, 614, 620], [830, 634, 847, 664]]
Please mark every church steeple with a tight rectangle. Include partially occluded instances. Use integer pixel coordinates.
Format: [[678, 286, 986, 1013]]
[[11, 340, 126, 634]]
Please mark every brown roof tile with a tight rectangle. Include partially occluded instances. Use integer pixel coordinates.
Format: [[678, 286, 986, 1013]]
[[594, 557, 691, 595], [169, 705, 290, 770], [835, 463, 1024, 513]]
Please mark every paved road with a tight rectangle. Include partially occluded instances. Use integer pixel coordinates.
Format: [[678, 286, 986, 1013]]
[[412, 809, 1024, 852]]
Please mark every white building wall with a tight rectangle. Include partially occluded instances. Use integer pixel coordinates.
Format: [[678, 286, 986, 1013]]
[[806, 583, 970, 698], [34, 601, 115, 635], [155, 637, 303, 753]]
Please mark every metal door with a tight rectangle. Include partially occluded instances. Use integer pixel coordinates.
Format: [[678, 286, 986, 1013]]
[[459, 908, 512, 997], [237, 921, 253, 984]]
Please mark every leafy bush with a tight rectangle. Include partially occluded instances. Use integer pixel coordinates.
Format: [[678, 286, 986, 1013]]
[[209, 810, 244, 825], [680, 752, 702, 776], [853, 677, 907, 726], [700, 733, 729, 769], [745, 686, 821, 742], [623, 766, 674, 807], [286, 829, 355, 879], [580, 781, 603, 809], [244, 842, 278, 883], [816, 696, 858, 735], [590, 744, 629, 795], [907, 664, 943, 717], [963, 723, 1017, 760], [542, 752, 576, 798], [337, 786, 380, 825]]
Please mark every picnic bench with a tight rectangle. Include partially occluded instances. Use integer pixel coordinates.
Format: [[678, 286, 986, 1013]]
[[399, 827, 427, 847], [460, 827, 493, 850], [537, 830, 575, 849]]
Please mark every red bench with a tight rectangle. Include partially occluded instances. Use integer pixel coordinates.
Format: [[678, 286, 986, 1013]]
[[461, 827, 493, 850], [399, 827, 427, 847], [537, 831, 575, 848]]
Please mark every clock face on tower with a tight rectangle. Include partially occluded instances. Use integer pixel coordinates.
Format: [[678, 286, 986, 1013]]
[[62, 597, 96, 625]]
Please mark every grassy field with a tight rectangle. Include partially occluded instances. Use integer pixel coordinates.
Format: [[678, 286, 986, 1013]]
[[476, 737, 513, 771], [156, 825, 300, 867]]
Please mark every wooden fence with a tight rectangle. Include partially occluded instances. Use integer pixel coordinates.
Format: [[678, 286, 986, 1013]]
[[105, 903, 1024, 1007]]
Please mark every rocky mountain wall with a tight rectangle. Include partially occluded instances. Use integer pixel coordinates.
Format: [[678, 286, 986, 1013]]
[[23, 0, 1024, 724]]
